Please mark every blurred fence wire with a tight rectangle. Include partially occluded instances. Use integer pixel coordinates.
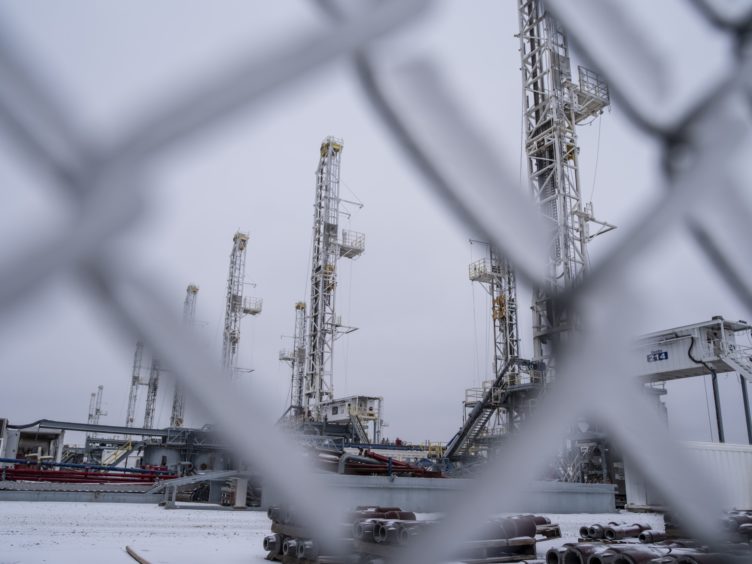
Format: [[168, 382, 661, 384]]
[[2, 0, 752, 561]]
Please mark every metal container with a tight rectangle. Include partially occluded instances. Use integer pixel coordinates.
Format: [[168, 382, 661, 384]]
[[625, 441, 752, 511]]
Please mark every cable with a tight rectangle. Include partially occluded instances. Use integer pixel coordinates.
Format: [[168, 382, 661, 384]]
[[588, 118, 602, 203], [687, 336, 716, 441], [341, 178, 364, 207], [471, 277, 480, 386]]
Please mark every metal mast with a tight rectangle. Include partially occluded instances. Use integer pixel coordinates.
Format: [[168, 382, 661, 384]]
[[170, 284, 198, 427], [518, 0, 612, 371], [446, 2, 613, 462], [87, 392, 96, 425], [304, 136, 364, 421], [469, 246, 520, 385], [125, 342, 144, 427], [222, 231, 262, 378], [143, 360, 159, 429], [93, 385, 105, 424], [87, 385, 105, 439], [280, 301, 307, 417]]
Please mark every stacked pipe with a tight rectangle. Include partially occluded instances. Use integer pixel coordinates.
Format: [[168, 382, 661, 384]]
[[263, 505, 412, 563], [548, 518, 752, 564], [577, 522, 651, 541], [664, 510, 752, 544], [353, 514, 540, 562], [0, 464, 175, 484], [339, 450, 443, 478]]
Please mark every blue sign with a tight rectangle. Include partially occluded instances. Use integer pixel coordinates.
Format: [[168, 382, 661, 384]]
[[647, 350, 668, 363]]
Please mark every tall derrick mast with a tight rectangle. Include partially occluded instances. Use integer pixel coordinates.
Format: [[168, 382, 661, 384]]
[[170, 284, 199, 427], [87, 392, 96, 425], [280, 302, 307, 417], [469, 247, 520, 384], [143, 360, 160, 429], [125, 342, 144, 427], [446, 1, 612, 461], [466, 245, 526, 428], [518, 0, 611, 372], [304, 136, 364, 421], [222, 231, 262, 378], [87, 385, 105, 439]]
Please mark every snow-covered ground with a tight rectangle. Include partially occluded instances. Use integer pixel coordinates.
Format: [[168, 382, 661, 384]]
[[0, 501, 270, 563], [0, 501, 664, 563]]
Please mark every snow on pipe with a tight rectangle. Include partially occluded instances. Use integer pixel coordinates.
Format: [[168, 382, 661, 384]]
[[596, 544, 669, 564], [563, 543, 611, 564], [585, 522, 623, 539], [281, 538, 297, 557], [262, 534, 281, 556], [296, 539, 318, 560]]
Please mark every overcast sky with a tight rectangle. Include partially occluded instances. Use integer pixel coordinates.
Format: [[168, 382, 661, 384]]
[[1, 0, 750, 446]]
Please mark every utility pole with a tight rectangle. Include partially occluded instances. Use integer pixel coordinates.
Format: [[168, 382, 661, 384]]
[[222, 231, 262, 379], [304, 136, 364, 421], [170, 284, 199, 427]]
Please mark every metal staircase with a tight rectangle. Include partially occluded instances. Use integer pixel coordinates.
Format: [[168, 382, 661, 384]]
[[723, 349, 752, 382], [445, 361, 514, 460], [349, 414, 370, 443], [102, 441, 142, 467]]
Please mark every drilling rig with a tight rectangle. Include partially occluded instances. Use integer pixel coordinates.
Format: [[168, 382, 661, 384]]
[[143, 360, 160, 429], [170, 284, 199, 428], [123, 341, 161, 430], [222, 231, 262, 379], [86, 385, 105, 440], [298, 136, 381, 443], [279, 301, 307, 420], [446, 0, 613, 463], [125, 342, 144, 428]]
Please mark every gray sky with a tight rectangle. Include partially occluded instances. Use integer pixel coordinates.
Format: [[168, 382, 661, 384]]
[[1, 0, 750, 446]]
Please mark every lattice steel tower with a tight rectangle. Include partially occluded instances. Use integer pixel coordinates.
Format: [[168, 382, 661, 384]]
[[170, 284, 199, 427], [280, 302, 307, 418], [125, 342, 144, 427], [143, 359, 160, 429], [304, 137, 364, 420], [469, 248, 520, 385], [445, 2, 614, 462], [87, 385, 105, 439], [518, 0, 612, 371], [222, 231, 262, 378], [88, 385, 105, 425]]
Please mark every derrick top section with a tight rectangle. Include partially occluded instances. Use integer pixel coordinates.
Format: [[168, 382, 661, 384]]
[[232, 231, 249, 251], [320, 136, 343, 157]]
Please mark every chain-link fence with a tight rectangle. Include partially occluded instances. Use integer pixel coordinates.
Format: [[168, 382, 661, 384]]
[[2, 0, 752, 561]]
